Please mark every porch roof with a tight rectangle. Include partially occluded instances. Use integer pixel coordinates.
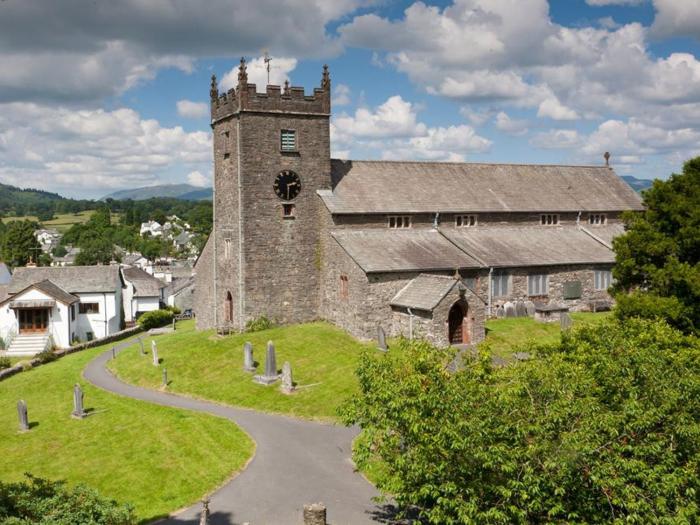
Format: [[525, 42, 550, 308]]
[[0, 279, 79, 307], [391, 274, 461, 312], [9, 299, 56, 309]]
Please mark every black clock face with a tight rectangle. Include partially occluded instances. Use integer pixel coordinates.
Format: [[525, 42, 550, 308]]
[[273, 170, 301, 201]]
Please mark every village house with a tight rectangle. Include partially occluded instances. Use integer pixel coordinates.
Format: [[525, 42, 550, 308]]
[[194, 61, 643, 347], [0, 265, 124, 355], [121, 266, 165, 324]]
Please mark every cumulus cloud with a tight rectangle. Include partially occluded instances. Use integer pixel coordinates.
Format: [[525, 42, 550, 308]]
[[333, 95, 427, 140], [187, 170, 210, 187], [651, 0, 700, 39], [176, 100, 208, 119], [586, 0, 643, 5], [333, 84, 352, 106], [530, 129, 582, 149], [0, 103, 211, 196], [220, 56, 298, 90], [537, 98, 579, 120], [494, 112, 529, 136]]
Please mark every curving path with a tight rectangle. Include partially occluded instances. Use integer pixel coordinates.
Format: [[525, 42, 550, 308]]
[[84, 343, 391, 525]]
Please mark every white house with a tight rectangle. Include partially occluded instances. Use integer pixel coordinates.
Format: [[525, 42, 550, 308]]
[[121, 266, 164, 323], [0, 265, 124, 355], [139, 220, 162, 237]]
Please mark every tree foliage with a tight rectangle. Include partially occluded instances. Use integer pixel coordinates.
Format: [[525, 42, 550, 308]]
[[341, 319, 700, 524], [0, 474, 135, 524], [0, 221, 41, 268], [612, 157, 700, 332]]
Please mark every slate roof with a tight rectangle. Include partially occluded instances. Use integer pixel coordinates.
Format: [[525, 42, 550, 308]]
[[0, 263, 11, 285], [441, 226, 615, 268], [580, 223, 626, 249], [320, 160, 644, 214], [0, 285, 8, 304], [390, 274, 460, 311], [122, 267, 164, 297], [9, 266, 122, 294], [32, 280, 79, 305], [330, 229, 482, 273], [164, 276, 194, 297]]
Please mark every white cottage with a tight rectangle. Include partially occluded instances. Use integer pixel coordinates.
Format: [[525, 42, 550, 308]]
[[121, 266, 164, 323], [0, 265, 124, 355]]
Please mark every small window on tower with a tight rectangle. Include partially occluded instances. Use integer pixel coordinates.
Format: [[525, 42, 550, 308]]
[[281, 130, 297, 152], [282, 203, 295, 218], [339, 275, 349, 300]]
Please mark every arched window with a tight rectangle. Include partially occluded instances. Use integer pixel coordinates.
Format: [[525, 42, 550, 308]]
[[225, 292, 233, 323]]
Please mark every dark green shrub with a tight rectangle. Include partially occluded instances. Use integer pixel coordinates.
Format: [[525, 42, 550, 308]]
[[614, 291, 693, 332], [34, 349, 58, 364], [164, 305, 181, 315], [0, 356, 11, 369], [0, 473, 135, 524], [137, 309, 174, 330], [245, 316, 274, 332]]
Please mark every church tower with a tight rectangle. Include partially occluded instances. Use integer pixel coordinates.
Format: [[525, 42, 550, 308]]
[[208, 59, 331, 331]]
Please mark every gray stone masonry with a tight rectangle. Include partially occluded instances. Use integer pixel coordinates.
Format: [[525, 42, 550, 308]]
[[71, 383, 86, 419], [281, 361, 294, 394], [254, 341, 279, 385], [151, 341, 159, 366], [303, 503, 327, 525]]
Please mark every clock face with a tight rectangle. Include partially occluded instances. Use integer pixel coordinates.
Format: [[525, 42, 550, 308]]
[[273, 170, 301, 201]]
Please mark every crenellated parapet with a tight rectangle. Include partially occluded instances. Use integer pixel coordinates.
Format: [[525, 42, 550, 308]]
[[210, 58, 331, 122]]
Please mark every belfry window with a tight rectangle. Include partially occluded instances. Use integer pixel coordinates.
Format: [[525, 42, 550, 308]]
[[456, 214, 477, 227], [589, 214, 607, 225], [388, 216, 411, 229], [541, 214, 559, 225], [281, 130, 296, 151]]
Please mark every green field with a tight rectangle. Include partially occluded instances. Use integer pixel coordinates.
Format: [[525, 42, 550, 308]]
[[481, 311, 611, 359], [109, 320, 375, 421], [2, 210, 121, 232], [0, 339, 253, 522]]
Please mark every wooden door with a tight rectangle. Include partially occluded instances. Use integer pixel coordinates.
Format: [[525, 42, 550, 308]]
[[18, 309, 48, 333], [448, 303, 465, 345]]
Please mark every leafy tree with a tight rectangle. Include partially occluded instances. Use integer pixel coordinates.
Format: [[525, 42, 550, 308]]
[[1, 221, 41, 268], [341, 319, 700, 524], [0, 473, 135, 524], [75, 236, 115, 265], [612, 157, 700, 332]]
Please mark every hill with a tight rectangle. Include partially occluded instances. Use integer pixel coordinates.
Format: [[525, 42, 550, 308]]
[[102, 184, 212, 201], [622, 175, 654, 193]]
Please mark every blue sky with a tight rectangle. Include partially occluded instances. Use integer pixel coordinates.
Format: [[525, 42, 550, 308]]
[[0, 0, 698, 198]]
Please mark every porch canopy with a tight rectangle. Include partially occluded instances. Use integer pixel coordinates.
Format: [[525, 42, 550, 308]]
[[9, 299, 56, 309]]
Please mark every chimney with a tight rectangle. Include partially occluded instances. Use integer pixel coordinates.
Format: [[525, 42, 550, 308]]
[[26, 257, 37, 268], [604, 151, 611, 167]]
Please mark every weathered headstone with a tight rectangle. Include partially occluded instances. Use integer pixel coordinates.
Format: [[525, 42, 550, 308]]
[[515, 300, 527, 318], [253, 341, 279, 385], [199, 498, 210, 525], [139, 338, 145, 356], [172, 318, 176, 331], [504, 301, 516, 318], [525, 301, 536, 317], [71, 383, 86, 419], [17, 400, 29, 432], [151, 340, 159, 366], [560, 312, 573, 331], [303, 502, 327, 525], [495, 305, 505, 318], [280, 361, 294, 394], [162, 368, 168, 387], [243, 342, 256, 372], [377, 325, 387, 351]]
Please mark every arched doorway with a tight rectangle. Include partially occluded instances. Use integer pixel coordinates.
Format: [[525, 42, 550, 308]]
[[225, 291, 233, 323], [448, 301, 469, 345]]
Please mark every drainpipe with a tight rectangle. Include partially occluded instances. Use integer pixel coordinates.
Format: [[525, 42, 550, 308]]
[[103, 292, 108, 338], [488, 267, 493, 317], [433, 212, 440, 229], [407, 308, 414, 340]]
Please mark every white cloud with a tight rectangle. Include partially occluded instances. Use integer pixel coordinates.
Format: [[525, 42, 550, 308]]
[[586, 0, 643, 5], [459, 107, 494, 127], [537, 97, 579, 120], [396, 125, 492, 161], [187, 170, 210, 187], [176, 100, 208, 119], [0, 103, 211, 196], [494, 112, 529, 136], [220, 56, 298, 91], [333, 95, 427, 140], [598, 17, 621, 30], [652, 0, 700, 39], [333, 84, 352, 106], [530, 129, 582, 149]]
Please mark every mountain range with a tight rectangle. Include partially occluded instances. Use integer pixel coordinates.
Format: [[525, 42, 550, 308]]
[[102, 184, 212, 201]]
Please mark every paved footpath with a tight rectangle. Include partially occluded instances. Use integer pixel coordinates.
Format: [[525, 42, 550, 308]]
[[84, 344, 391, 525]]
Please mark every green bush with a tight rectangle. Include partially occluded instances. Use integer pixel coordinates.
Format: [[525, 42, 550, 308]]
[[245, 316, 274, 332], [342, 318, 700, 523], [615, 290, 693, 332], [0, 473, 135, 524], [0, 356, 11, 369], [164, 305, 181, 315], [34, 349, 57, 364], [137, 309, 174, 330]]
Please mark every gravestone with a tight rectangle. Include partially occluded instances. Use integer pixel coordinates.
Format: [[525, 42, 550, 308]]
[[504, 301, 516, 318], [303, 502, 327, 525], [162, 368, 168, 387], [139, 338, 145, 356], [253, 341, 279, 385], [495, 305, 505, 318], [17, 400, 29, 432], [280, 361, 294, 394], [515, 300, 527, 317], [560, 312, 573, 331], [243, 342, 256, 372], [199, 498, 210, 525], [71, 383, 86, 419], [151, 341, 159, 366], [525, 301, 536, 317], [377, 325, 387, 351]]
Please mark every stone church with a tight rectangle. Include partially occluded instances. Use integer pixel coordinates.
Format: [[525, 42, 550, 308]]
[[194, 59, 644, 347]]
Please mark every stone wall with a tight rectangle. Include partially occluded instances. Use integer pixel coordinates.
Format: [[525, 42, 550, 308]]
[[194, 234, 215, 330]]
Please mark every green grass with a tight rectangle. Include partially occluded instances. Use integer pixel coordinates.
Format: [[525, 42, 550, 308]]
[[109, 320, 374, 421], [0, 338, 253, 522], [482, 312, 612, 359], [2, 211, 121, 232]]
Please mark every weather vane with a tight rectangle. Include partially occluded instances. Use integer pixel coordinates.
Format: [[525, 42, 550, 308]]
[[263, 51, 271, 85]]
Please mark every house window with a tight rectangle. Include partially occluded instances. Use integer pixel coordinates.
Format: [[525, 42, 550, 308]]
[[491, 273, 510, 297], [280, 129, 296, 151], [589, 214, 607, 225], [339, 274, 349, 300], [224, 238, 232, 259], [528, 274, 549, 296], [388, 216, 411, 229], [86, 332, 94, 341], [594, 270, 613, 291], [71, 305, 75, 321], [455, 214, 477, 227], [79, 303, 99, 314], [282, 203, 295, 218], [541, 214, 559, 225]]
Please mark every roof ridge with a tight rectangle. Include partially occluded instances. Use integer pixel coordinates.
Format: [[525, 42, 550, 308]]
[[331, 158, 613, 170]]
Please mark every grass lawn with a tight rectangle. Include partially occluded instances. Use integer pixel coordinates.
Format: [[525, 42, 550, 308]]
[[0, 339, 253, 523], [2, 211, 121, 232], [482, 311, 612, 360], [108, 321, 375, 421]]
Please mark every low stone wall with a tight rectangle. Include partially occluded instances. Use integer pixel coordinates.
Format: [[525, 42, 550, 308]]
[[0, 326, 144, 383]]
